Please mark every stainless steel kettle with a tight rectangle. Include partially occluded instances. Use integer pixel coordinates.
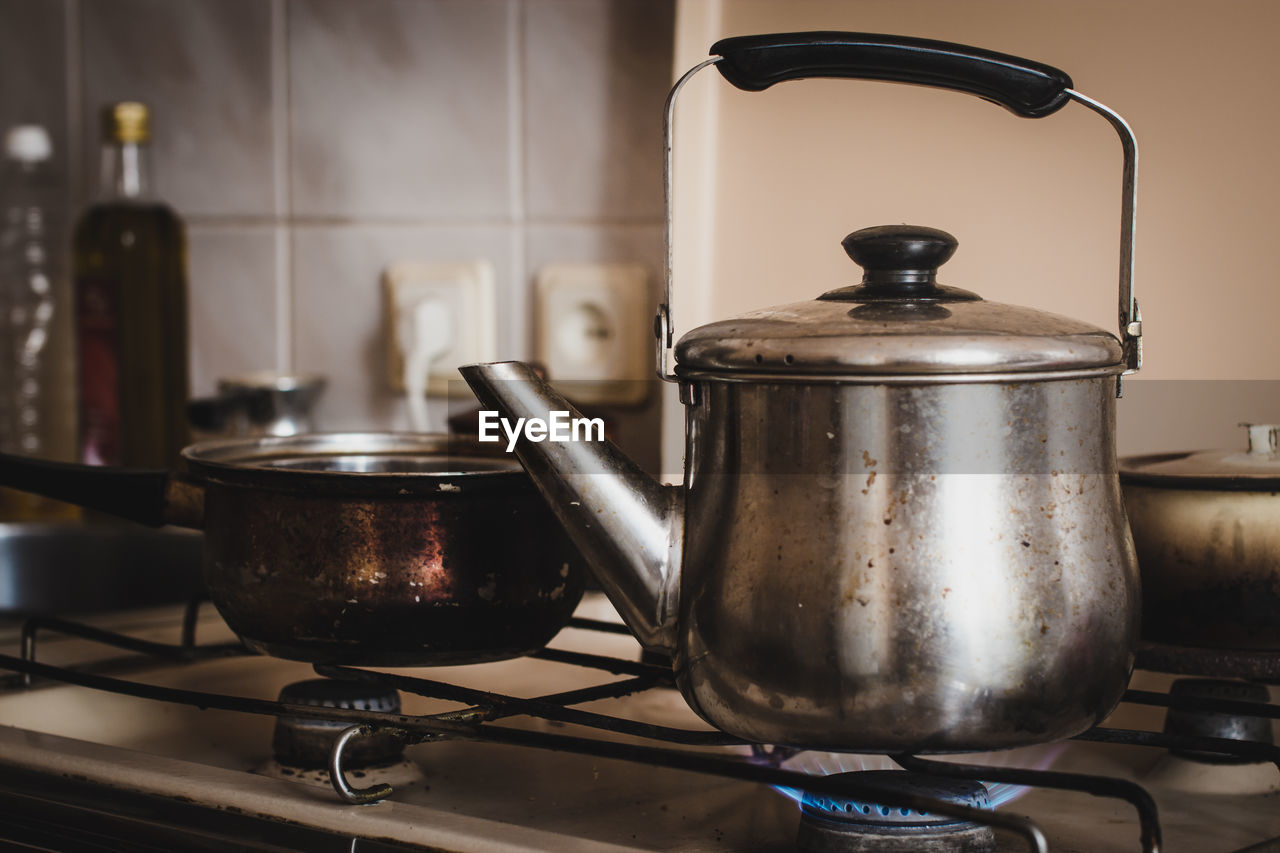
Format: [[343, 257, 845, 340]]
[[463, 32, 1144, 753]]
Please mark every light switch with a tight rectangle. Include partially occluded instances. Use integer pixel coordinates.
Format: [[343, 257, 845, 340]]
[[536, 263, 649, 406]]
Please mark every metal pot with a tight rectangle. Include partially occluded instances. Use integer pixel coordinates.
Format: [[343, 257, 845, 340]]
[[0, 433, 585, 665], [1121, 424, 1280, 649], [462, 31, 1145, 753], [187, 371, 327, 440]]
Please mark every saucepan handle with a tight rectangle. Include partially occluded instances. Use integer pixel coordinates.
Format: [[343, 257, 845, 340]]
[[709, 31, 1073, 118], [0, 453, 204, 529], [656, 31, 1141, 382]]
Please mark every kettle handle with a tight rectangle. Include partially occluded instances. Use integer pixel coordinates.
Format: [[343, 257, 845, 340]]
[[657, 32, 1141, 380], [709, 32, 1073, 118]]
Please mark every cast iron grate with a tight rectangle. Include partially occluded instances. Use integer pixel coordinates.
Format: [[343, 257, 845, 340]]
[[3, 603, 1279, 853]]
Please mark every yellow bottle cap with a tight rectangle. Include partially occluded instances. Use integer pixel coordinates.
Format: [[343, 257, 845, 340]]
[[105, 102, 150, 144]]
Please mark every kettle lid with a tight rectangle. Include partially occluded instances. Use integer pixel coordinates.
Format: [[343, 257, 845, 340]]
[[674, 225, 1124, 378]]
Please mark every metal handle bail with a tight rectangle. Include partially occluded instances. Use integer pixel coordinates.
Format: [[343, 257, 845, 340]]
[[656, 57, 1142, 380]]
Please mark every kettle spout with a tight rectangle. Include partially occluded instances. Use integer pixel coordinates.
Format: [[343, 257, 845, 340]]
[[460, 362, 682, 654]]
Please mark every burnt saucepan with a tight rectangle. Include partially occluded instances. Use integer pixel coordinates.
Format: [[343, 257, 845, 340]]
[[1121, 424, 1280, 649], [0, 433, 585, 665]]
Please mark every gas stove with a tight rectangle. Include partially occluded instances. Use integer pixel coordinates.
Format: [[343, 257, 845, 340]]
[[0, 594, 1277, 852]]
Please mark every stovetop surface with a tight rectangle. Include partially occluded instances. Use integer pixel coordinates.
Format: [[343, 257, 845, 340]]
[[1, 596, 1278, 852]]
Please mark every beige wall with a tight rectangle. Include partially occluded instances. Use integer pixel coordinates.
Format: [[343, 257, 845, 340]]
[[664, 0, 1280, 473]]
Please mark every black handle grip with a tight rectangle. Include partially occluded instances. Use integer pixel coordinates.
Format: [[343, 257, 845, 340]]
[[0, 453, 173, 527], [710, 32, 1073, 118]]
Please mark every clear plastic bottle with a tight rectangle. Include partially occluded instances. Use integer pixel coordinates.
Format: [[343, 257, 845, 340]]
[[0, 125, 77, 519], [0, 125, 56, 457]]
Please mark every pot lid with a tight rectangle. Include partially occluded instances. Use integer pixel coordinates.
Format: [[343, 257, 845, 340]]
[[674, 225, 1124, 377], [1120, 424, 1280, 491]]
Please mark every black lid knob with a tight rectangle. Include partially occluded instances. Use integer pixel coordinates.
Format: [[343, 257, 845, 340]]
[[842, 225, 958, 291]]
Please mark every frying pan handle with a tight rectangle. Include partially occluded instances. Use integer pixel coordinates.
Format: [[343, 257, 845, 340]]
[[657, 32, 1142, 384], [0, 453, 203, 529], [709, 32, 1073, 118]]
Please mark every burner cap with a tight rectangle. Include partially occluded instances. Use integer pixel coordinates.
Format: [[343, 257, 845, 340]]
[[277, 678, 402, 713], [797, 771, 996, 853], [272, 678, 403, 769], [1165, 678, 1273, 764]]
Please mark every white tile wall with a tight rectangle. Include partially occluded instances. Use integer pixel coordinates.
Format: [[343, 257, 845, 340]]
[[79, 0, 277, 218], [524, 0, 673, 220], [186, 226, 282, 397], [1, 0, 676, 471], [0, 0, 69, 147], [288, 0, 514, 221]]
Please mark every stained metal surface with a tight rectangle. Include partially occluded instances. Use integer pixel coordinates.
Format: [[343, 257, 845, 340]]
[[673, 295, 1124, 376], [1120, 425, 1280, 649], [0, 434, 586, 665], [203, 473, 584, 666], [676, 376, 1139, 751], [673, 223, 1125, 378], [463, 362, 1139, 753], [1121, 484, 1280, 649]]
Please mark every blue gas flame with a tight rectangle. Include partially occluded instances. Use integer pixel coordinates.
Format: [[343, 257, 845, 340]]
[[774, 744, 1065, 810]]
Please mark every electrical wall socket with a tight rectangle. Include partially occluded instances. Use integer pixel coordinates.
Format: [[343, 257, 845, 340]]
[[384, 260, 495, 397], [536, 262, 649, 406]]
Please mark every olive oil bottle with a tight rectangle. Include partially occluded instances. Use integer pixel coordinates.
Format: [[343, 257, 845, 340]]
[[74, 102, 188, 467]]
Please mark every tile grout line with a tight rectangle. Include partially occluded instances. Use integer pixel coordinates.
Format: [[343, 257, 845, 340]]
[[64, 0, 84, 208], [60, 0, 85, 463], [270, 0, 292, 373], [508, 0, 528, 358]]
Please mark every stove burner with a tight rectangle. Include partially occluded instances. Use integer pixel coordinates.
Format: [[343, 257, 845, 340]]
[[796, 771, 996, 853], [272, 678, 404, 769], [1164, 678, 1274, 763], [1143, 677, 1280, 794]]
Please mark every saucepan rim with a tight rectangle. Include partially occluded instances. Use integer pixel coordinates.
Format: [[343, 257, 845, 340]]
[[182, 431, 528, 496]]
